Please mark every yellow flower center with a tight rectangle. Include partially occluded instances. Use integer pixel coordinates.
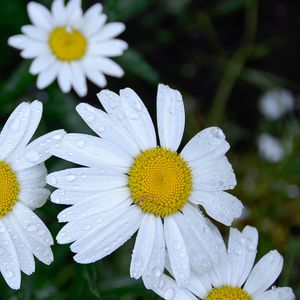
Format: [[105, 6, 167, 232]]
[[128, 148, 192, 217], [205, 286, 253, 300], [0, 161, 19, 218], [49, 27, 87, 61]]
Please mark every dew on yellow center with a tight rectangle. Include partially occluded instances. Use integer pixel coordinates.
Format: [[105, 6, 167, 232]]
[[0, 161, 19, 218], [49, 27, 87, 61], [205, 286, 253, 300], [128, 148, 192, 217]]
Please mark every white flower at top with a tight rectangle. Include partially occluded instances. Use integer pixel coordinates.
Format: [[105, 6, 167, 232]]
[[46, 84, 243, 289], [8, 0, 128, 97], [151, 225, 295, 300], [0, 101, 65, 289], [259, 89, 294, 120]]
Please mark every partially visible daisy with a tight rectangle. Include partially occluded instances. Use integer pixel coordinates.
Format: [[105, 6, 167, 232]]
[[8, 0, 127, 96], [259, 89, 294, 120], [47, 84, 243, 288], [0, 101, 65, 289], [257, 134, 284, 163], [151, 225, 295, 300]]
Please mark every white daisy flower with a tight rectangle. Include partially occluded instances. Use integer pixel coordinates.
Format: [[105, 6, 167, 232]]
[[0, 101, 65, 289], [258, 89, 294, 120], [8, 0, 128, 97], [46, 84, 243, 288], [257, 134, 284, 163], [151, 225, 295, 300]]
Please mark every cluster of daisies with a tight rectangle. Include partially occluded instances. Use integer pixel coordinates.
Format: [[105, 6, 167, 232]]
[[0, 0, 295, 299]]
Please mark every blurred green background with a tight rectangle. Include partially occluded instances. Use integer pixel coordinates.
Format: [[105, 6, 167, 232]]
[[0, 0, 299, 299]]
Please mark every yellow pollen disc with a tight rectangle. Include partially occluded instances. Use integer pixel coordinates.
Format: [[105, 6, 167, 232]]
[[128, 148, 192, 217], [49, 27, 87, 61], [205, 286, 253, 300], [0, 161, 19, 218]]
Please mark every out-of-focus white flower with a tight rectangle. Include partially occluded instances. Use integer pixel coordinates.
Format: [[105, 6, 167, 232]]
[[0, 101, 65, 289], [257, 134, 284, 163], [46, 84, 243, 289], [8, 0, 127, 97], [151, 226, 295, 300], [258, 89, 294, 120]]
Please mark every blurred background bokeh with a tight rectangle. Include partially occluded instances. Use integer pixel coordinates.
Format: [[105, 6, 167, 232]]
[[0, 0, 299, 299]]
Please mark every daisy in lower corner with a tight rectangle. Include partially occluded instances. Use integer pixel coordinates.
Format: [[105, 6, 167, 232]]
[[8, 0, 127, 96], [151, 225, 295, 300], [46, 84, 243, 288], [0, 101, 65, 289]]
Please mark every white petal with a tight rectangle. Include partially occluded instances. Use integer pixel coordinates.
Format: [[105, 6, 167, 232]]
[[13, 203, 53, 246], [0, 102, 30, 160], [83, 14, 106, 37], [19, 188, 50, 209], [76, 103, 140, 157], [73, 205, 143, 263], [92, 22, 125, 41], [244, 250, 283, 296], [70, 62, 87, 97], [82, 64, 107, 88], [17, 163, 47, 188], [37, 62, 59, 89], [2, 215, 35, 276], [12, 130, 65, 171], [130, 214, 156, 279], [189, 190, 242, 225], [173, 212, 214, 274], [51, 189, 95, 205], [57, 62, 72, 93], [237, 226, 259, 286], [8, 35, 28, 50], [192, 157, 237, 192], [27, 2, 53, 30], [0, 220, 21, 289], [30, 54, 56, 75], [181, 127, 230, 163], [57, 199, 131, 244], [164, 216, 190, 288], [88, 39, 128, 57], [50, 133, 133, 172], [66, 0, 82, 26], [98, 88, 157, 150], [152, 274, 197, 300], [57, 187, 131, 223], [255, 287, 295, 300], [21, 42, 50, 59], [226, 227, 258, 286], [157, 84, 185, 151], [51, 0, 66, 26], [47, 167, 127, 192], [9, 214, 53, 265], [142, 217, 165, 289], [89, 57, 124, 77], [182, 205, 222, 266], [21, 25, 48, 41], [187, 270, 212, 299], [9, 101, 43, 160]]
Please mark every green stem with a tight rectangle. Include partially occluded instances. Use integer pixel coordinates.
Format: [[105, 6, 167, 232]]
[[207, 0, 259, 125]]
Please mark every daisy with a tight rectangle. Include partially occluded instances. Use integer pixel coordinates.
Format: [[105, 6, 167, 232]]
[[0, 101, 65, 289], [258, 89, 294, 121], [151, 225, 295, 300], [46, 84, 243, 288], [8, 0, 128, 97]]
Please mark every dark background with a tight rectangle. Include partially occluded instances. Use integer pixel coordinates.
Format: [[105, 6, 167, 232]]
[[0, 0, 299, 299]]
